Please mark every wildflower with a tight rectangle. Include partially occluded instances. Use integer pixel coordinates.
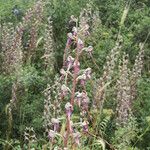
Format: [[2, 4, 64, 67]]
[[83, 24, 90, 36], [75, 92, 82, 106], [72, 27, 78, 36], [60, 68, 66, 80], [73, 132, 81, 146], [84, 24, 89, 30], [48, 130, 56, 140], [65, 102, 73, 117], [61, 84, 70, 98], [66, 33, 73, 46], [85, 46, 93, 54], [77, 68, 91, 85], [66, 55, 74, 68], [77, 74, 87, 86], [82, 121, 89, 132], [73, 60, 80, 74], [84, 30, 90, 36], [84, 68, 91, 80], [67, 32, 73, 39], [51, 118, 60, 132], [81, 96, 89, 111], [77, 38, 84, 50]]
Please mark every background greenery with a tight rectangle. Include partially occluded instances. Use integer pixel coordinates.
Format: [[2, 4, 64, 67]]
[[0, 0, 149, 149]]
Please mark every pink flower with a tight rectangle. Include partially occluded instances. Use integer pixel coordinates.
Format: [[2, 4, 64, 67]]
[[77, 68, 91, 86], [73, 132, 81, 146], [65, 102, 73, 117], [80, 91, 89, 111], [73, 60, 80, 74], [48, 130, 56, 140], [66, 55, 74, 68], [77, 74, 86, 86], [60, 68, 66, 80], [72, 27, 78, 36], [61, 84, 70, 98], [84, 68, 92, 80], [84, 24, 89, 30], [81, 96, 89, 111], [85, 46, 93, 54], [75, 92, 82, 106], [82, 121, 89, 132], [51, 118, 60, 132], [77, 39, 84, 51], [66, 33, 73, 46]]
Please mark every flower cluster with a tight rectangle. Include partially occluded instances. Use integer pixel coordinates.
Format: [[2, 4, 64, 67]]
[[43, 77, 62, 133], [42, 17, 55, 73], [1, 23, 23, 74], [93, 36, 122, 110], [116, 54, 131, 125], [130, 43, 144, 102], [43, 13, 93, 149], [116, 44, 144, 126]]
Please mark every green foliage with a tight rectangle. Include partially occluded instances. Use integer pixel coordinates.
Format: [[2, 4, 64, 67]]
[[0, 0, 35, 23], [112, 116, 139, 150], [0, 0, 149, 149]]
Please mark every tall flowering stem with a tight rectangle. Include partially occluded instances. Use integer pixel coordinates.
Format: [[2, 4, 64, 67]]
[[116, 44, 145, 126], [43, 8, 93, 149], [70, 44, 80, 106], [94, 36, 122, 111], [61, 13, 92, 148], [130, 43, 144, 102], [42, 17, 55, 72], [116, 54, 131, 125]]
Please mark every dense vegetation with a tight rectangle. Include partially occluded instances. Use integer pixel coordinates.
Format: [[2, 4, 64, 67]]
[[0, 0, 150, 149]]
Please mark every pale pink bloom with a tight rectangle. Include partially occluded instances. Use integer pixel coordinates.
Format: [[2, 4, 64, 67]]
[[61, 84, 70, 98], [66, 33, 73, 46], [84, 68, 92, 80], [77, 74, 86, 86], [73, 60, 80, 74], [77, 38, 84, 50], [75, 92, 82, 106], [66, 55, 74, 68], [48, 130, 56, 140], [72, 27, 78, 36], [82, 121, 89, 132], [65, 102, 73, 117], [86, 46, 93, 53], [73, 132, 81, 146], [51, 118, 60, 132]]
